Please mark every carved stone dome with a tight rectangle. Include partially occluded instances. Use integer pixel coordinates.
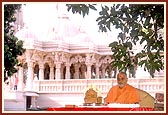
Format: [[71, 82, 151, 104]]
[[15, 25, 38, 41]]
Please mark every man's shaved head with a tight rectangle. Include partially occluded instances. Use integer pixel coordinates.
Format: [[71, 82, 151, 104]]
[[117, 72, 128, 88]]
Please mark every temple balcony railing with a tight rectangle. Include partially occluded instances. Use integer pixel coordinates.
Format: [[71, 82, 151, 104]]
[[33, 77, 164, 97]]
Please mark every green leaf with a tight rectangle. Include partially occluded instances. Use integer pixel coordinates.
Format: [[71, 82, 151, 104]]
[[72, 7, 76, 14], [82, 9, 86, 17], [98, 19, 105, 25], [106, 20, 111, 31], [124, 26, 129, 33], [140, 37, 146, 44], [110, 7, 117, 17], [118, 61, 123, 71], [101, 5, 109, 16], [96, 16, 103, 22], [88, 4, 97, 11], [130, 29, 138, 37], [67, 5, 71, 12], [109, 42, 118, 47], [144, 16, 151, 27], [116, 4, 121, 9], [103, 26, 107, 32], [104, 5, 109, 11], [124, 42, 132, 50], [138, 60, 146, 66]]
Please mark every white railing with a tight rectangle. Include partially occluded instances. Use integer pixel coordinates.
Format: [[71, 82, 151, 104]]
[[33, 78, 164, 97]]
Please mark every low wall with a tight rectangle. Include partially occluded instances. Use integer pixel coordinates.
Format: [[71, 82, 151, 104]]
[[34, 78, 164, 98], [3, 91, 26, 111], [36, 92, 85, 108]]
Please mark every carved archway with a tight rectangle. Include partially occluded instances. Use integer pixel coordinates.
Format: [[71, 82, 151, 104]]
[[44, 63, 50, 80], [34, 64, 39, 79]]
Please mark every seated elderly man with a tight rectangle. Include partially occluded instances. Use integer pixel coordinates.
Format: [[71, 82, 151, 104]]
[[105, 72, 140, 104]]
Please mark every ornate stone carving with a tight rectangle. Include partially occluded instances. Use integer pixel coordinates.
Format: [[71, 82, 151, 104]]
[[32, 52, 40, 62], [70, 55, 85, 65], [44, 52, 54, 63], [25, 50, 33, 61]]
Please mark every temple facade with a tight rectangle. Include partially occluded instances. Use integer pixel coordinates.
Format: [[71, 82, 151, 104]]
[[13, 4, 121, 91]]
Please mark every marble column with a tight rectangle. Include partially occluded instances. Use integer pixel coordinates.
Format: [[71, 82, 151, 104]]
[[17, 66, 24, 91], [25, 61, 34, 91], [65, 63, 70, 79], [86, 63, 92, 79], [49, 65, 54, 80], [85, 54, 92, 79], [55, 62, 61, 79], [39, 62, 44, 80]]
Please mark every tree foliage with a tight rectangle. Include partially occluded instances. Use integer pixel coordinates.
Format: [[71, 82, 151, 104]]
[[66, 4, 97, 17], [66, 3, 164, 78], [4, 4, 25, 82]]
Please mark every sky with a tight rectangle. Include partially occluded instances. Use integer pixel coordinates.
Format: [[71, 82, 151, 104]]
[[22, 3, 120, 44]]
